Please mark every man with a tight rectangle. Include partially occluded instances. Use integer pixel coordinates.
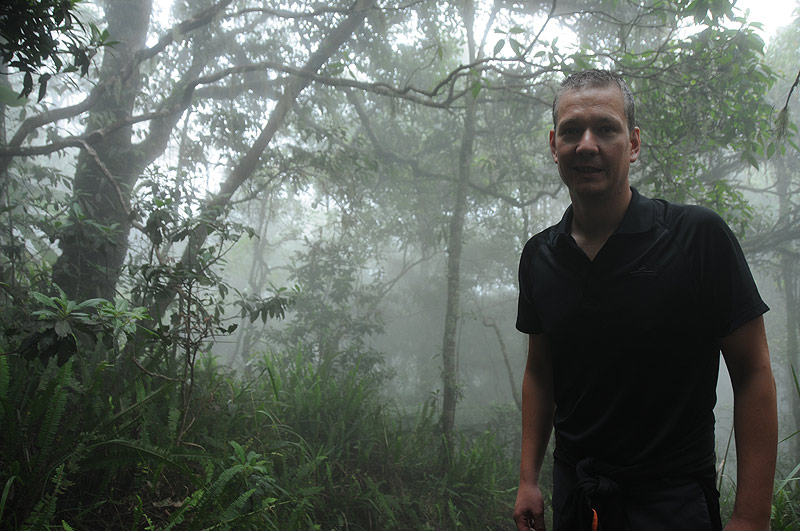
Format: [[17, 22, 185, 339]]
[[513, 69, 777, 531]]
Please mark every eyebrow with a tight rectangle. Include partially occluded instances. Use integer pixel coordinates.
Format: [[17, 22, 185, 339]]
[[557, 116, 623, 130]]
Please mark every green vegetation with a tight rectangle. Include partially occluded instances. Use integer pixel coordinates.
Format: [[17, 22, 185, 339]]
[[0, 289, 519, 529]]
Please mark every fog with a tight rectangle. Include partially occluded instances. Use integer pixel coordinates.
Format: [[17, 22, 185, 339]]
[[1, 0, 799, 527]]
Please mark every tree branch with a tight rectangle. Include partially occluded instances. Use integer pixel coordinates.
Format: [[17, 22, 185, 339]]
[[148, 0, 378, 320]]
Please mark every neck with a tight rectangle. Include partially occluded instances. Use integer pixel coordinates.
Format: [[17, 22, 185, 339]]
[[569, 186, 632, 258]]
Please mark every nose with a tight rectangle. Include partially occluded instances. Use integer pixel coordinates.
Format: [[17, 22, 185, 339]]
[[576, 130, 598, 155]]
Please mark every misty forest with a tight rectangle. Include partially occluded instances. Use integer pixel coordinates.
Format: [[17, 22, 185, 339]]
[[1, 0, 800, 529]]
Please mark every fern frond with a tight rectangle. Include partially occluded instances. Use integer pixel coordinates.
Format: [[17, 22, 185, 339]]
[[36, 356, 62, 392], [201, 502, 281, 531], [37, 358, 73, 457], [22, 463, 67, 529], [97, 383, 171, 435], [217, 487, 256, 523], [165, 463, 247, 530], [81, 439, 201, 486], [198, 464, 245, 509], [161, 487, 204, 531]]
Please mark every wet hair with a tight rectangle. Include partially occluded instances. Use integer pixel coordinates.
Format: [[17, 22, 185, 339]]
[[552, 69, 636, 132]]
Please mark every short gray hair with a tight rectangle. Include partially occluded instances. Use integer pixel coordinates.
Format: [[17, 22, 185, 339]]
[[552, 69, 636, 132]]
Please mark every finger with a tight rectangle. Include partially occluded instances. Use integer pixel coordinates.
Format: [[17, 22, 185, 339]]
[[514, 512, 532, 531], [531, 511, 546, 531]]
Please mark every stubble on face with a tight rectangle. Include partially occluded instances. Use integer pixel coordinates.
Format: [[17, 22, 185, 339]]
[[549, 85, 640, 201]]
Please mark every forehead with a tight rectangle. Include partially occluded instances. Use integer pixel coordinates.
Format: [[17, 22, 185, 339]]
[[555, 85, 626, 127]]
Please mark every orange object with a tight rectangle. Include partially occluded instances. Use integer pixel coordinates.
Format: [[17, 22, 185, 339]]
[[591, 508, 599, 531]]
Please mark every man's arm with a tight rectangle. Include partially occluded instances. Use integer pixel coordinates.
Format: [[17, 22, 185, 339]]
[[513, 333, 555, 531], [720, 315, 777, 531]]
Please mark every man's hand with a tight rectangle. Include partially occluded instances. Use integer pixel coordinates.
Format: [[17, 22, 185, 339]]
[[513, 483, 546, 531]]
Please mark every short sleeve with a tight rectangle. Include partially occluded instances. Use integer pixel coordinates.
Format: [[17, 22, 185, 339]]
[[516, 238, 544, 334], [689, 208, 768, 337]]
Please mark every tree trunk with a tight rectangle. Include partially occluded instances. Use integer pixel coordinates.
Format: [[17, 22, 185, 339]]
[[50, 0, 229, 301], [439, 93, 476, 445], [440, 0, 478, 451], [776, 157, 800, 463], [51, 0, 154, 300]]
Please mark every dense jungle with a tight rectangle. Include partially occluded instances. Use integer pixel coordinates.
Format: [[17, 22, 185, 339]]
[[1, 0, 800, 529]]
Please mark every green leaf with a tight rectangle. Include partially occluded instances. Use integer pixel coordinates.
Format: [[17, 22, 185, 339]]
[[741, 151, 759, 169], [229, 440, 246, 463], [74, 298, 107, 310], [0, 85, 27, 107], [33, 291, 59, 309], [493, 39, 505, 55], [509, 38, 523, 56], [54, 320, 72, 338], [471, 81, 481, 99], [0, 475, 18, 523], [693, 0, 710, 23]]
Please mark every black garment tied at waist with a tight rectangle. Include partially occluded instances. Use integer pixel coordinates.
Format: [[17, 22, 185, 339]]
[[555, 457, 722, 531]]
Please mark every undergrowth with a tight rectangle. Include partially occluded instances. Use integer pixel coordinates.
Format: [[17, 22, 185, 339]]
[[0, 290, 518, 529]]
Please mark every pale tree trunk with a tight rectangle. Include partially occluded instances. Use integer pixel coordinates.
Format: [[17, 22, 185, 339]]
[[233, 196, 272, 365], [776, 157, 800, 463], [51, 0, 154, 300], [482, 316, 522, 410], [0, 64, 12, 300], [439, 0, 478, 449], [50, 0, 232, 301]]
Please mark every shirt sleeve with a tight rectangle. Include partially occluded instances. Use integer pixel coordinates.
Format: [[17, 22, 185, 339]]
[[689, 207, 768, 337], [516, 238, 544, 334]]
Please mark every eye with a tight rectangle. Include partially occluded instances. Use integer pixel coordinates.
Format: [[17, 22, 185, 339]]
[[598, 125, 616, 134]]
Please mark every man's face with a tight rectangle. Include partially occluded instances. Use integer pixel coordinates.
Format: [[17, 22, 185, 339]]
[[549, 85, 641, 200]]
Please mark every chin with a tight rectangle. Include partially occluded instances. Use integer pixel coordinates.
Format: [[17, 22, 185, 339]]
[[568, 182, 612, 197]]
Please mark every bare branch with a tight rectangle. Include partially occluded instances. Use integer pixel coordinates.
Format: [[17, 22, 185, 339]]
[[231, 6, 348, 19]]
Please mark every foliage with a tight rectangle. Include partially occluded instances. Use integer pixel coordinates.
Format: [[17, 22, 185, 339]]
[[0, 289, 519, 529], [0, 0, 111, 101]]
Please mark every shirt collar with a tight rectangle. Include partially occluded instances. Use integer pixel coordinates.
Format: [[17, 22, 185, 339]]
[[554, 187, 656, 238]]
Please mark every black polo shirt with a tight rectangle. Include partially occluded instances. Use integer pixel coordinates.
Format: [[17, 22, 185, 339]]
[[516, 188, 768, 476]]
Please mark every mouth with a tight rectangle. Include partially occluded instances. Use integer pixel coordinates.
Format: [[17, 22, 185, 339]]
[[574, 165, 603, 174]]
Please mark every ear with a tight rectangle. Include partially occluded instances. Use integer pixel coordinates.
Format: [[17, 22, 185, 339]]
[[549, 129, 558, 163], [629, 126, 641, 163]]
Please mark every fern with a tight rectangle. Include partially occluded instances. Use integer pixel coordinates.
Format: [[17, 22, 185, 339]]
[[161, 487, 204, 531], [215, 487, 257, 525], [81, 439, 200, 482], [194, 464, 245, 513], [97, 383, 171, 436], [201, 503, 281, 531], [164, 464, 251, 531], [22, 463, 68, 530], [36, 356, 61, 392], [37, 358, 73, 458]]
